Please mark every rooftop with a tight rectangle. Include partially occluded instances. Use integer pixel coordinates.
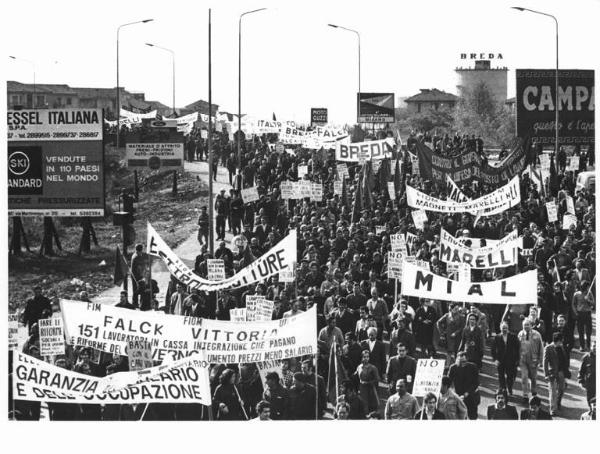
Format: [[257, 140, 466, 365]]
[[404, 88, 458, 103]]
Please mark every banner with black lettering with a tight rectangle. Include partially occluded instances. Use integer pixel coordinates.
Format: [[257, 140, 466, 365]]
[[400, 261, 537, 304], [406, 176, 520, 216], [12, 351, 211, 404], [147, 223, 296, 291], [335, 138, 395, 162], [439, 229, 521, 269], [60, 300, 317, 364]]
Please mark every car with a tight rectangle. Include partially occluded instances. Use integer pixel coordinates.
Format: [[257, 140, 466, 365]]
[[575, 171, 595, 193]]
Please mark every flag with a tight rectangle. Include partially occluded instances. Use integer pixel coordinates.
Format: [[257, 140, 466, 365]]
[[272, 112, 277, 121], [327, 342, 347, 406], [393, 158, 402, 194], [362, 160, 374, 209], [351, 180, 362, 224], [378, 158, 391, 196], [113, 247, 128, 285], [341, 178, 349, 208], [549, 153, 559, 197]]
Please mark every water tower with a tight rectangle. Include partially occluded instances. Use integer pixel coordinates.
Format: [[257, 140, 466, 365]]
[[455, 60, 508, 103]]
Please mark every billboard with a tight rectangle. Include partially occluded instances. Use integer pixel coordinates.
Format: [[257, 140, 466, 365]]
[[7, 108, 104, 216], [126, 143, 184, 170], [358, 93, 395, 123], [311, 108, 328, 126], [516, 69, 595, 145]]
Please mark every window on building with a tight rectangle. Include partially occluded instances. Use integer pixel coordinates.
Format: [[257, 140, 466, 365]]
[[10, 95, 21, 106], [66, 97, 72, 105], [36, 95, 45, 107], [57, 97, 62, 106]]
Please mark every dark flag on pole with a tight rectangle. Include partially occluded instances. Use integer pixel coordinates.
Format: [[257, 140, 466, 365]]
[[113, 246, 128, 285], [549, 153, 559, 197], [362, 160, 374, 209], [351, 179, 363, 224], [393, 157, 402, 194], [378, 158, 391, 196]]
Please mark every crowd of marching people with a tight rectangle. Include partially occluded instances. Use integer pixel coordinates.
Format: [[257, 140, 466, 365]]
[[12, 125, 596, 421]]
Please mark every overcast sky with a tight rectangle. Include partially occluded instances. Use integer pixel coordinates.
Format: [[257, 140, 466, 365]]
[[2, 0, 599, 124]]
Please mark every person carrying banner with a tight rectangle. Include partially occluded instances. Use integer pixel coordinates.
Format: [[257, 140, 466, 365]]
[[213, 369, 246, 421], [262, 372, 289, 420]]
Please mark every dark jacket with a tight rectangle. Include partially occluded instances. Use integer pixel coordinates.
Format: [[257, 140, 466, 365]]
[[21, 295, 52, 329], [360, 339, 386, 376], [289, 383, 317, 420], [487, 404, 519, 420], [448, 362, 479, 396], [263, 384, 290, 420], [491, 332, 520, 366], [520, 408, 553, 420], [386, 355, 417, 393]]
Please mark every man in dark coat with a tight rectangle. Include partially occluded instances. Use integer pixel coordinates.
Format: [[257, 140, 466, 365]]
[[360, 327, 386, 378], [491, 321, 520, 396], [288, 373, 317, 420], [262, 372, 289, 420], [20, 286, 51, 330], [487, 390, 518, 420], [386, 342, 417, 394], [520, 395, 553, 420], [448, 352, 480, 420]]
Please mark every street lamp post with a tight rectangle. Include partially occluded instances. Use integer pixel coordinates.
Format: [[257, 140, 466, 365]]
[[146, 43, 176, 115], [512, 7, 559, 156], [238, 8, 267, 171], [9, 56, 36, 108], [116, 19, 153, 149], [328, 24, 361, 122]]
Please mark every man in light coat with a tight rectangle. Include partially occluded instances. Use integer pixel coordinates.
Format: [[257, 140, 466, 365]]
[[518, 319, 544, 403]]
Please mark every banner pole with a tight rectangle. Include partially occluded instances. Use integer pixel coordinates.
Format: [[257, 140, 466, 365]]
[[139, 403, 149, 420], [314, 352, 319, 420], [233, 384, 248, 420], [586, 275, 596, 298], [333, 342, 339, 404]]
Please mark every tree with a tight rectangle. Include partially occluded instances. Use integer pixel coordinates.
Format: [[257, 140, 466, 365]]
[[406, 107, 453, 133], [453, 81, 515, 147]]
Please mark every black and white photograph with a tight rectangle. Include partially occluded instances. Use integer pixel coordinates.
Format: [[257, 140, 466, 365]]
[[1, 0, 598, 451]]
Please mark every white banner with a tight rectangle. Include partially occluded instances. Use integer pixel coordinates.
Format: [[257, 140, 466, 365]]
[[412, 210, 428, 230], [39, 316, 65, 357], [13, 351, 211, 404], [406, 176, 521, 216], [335, 138, 395, 162], [566, 195, 575, 214], [176, 112, 199, 125], [120, 108, 157, 122], [563, 214, 578, 230], [147, 223, 296, 292], [60, 300, 317, 363], [439, 229, 520, 269], [412, 358, 446, 397], [388, 182, 396, 200], [401, 261, 537, 304]]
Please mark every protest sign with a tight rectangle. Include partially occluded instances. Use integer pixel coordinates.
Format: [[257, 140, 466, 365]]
[[562, 214, 578, 230], [406, 176, 521, 216], [245, 295, 262, 321], [412, 358, 445, 397], [127, 340, 154, 371], [568, 156, 580, 171], [13, 351, 211, 405], [334, 180, 343, 196], [387, 182, 396, 200], [406, 232, 417, 254], [126, 143, 184, 171], [390, 234, 408, 255], [439, 229, 520, 269], [241, 186, 260, 203], [298, 165, 308, 178], [311, 182, 323, 201], [147, 223, 296, 292], [279, 263, 296, 283], [8, 108, 105, 216], [387, 252, 404, 279], [335, 138, 395, 162], [539, 153, 551, 170], [566, 195, 575, 214], [336, 163, 349, 180], [60, 300, 318, 363], [400, 261, 537, 304], [39, 317, 65, 357], [207, 259, 226, 281], [230, 308, 247, 323], [298, 180, 312, 199], [411, 210, 428, 230], [310, 108, 328, 126], [546, 201, 558, 222], [251, 297, 274, 322], [375, 225, 386, 236], [280, 181, 294, 200], [256, 361, 284, 387], [9, 314, 19, 351], [415, 259, 430, 270]]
